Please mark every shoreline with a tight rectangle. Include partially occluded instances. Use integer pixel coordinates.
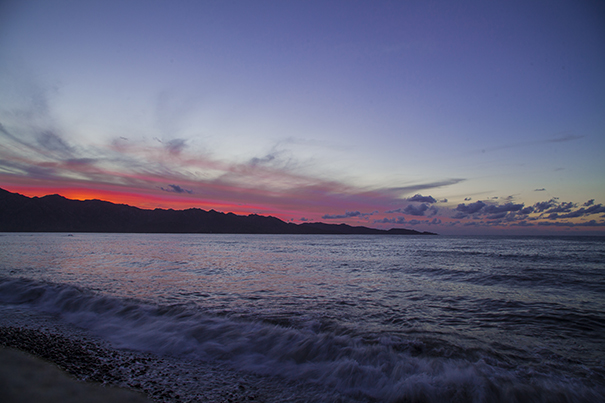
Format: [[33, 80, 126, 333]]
[[0, 326, 158, 402], [0, 324, 348, 403], [0, 325, 250, 403], [0, 345, 151, 403]]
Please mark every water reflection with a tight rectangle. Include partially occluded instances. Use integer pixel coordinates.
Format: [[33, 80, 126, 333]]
[[1, 233, 604, 367]]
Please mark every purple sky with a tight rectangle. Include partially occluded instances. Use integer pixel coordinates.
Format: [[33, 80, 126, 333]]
[[1, 0, 604, 234]]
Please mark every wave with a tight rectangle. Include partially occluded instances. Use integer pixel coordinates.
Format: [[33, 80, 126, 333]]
[[1, 277, 603, 402], [406, 262, 605, 294], [419, 243, 605, 266]]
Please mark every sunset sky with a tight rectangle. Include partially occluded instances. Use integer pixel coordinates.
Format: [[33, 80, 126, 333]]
[[1, 0, 604, 235]]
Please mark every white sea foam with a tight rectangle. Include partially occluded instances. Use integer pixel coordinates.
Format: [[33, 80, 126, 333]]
[[1, 276, 602, 402]]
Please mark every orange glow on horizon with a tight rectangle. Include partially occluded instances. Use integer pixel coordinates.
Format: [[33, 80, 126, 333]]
[[1, 183, 292, 218], [2, 183, 602, 234]]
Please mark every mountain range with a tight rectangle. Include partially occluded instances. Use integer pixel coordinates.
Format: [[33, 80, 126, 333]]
[[0, 188, 436, 235]]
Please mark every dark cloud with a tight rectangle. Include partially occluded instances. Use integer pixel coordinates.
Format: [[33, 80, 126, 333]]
[[555, 210, 582, 219], [448, 197, 605, 227], [545, 202, 576, 214], [455, 200, 486, 215], [486, 212, 508, 220], [403, 204, 429, 216], [519, 206, 535, 215], [464, 197, 472, 201], [322, 210, 376, 219], [557, 204, 605, 218], [533, 199, 557, 213], [454, 201, 526, 220], [483, 203, 524, 214], [405, 218, 441, 226], [386, 204, 438, 216], [374, 217, 406, 224], [322, 211, 362, 219], [534, 188, 546, 192], [406, 194, 437, 203], [299, 217, 310, 222], [160, 184, 193, 194], [586, 204, 605, 214], [379, 217, 441, 227]]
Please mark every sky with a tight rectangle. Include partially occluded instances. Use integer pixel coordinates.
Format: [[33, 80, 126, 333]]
[[0, 0, 604, 235]]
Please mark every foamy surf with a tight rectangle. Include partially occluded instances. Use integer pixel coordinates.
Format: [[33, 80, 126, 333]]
[[1, 277, 602, 402]]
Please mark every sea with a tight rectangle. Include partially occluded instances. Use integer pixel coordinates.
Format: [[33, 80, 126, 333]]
[[0, 233, 604, 402]]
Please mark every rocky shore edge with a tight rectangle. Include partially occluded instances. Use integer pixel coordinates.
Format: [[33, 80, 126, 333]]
[[0, 326, 264, 403], [0, 326, 163, 402], [0, 325, 348, 403]]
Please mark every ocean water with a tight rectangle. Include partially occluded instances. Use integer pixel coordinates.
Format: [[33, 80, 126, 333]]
[[0, 233, 604, 402]]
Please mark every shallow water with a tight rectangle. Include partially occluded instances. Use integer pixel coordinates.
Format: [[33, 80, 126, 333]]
[[1, 233, 604, 402]]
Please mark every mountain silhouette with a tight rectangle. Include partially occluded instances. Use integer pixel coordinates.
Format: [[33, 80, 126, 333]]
[[0, 188, 436, 235]]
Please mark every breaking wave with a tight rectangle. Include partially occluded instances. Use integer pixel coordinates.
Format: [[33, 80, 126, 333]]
[[1, 277, 602, 402]]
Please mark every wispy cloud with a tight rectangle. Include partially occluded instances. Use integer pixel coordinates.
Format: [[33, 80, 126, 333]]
[[165, 139, 188, 155], [0, 78, 602, 234], [474, 133, 584, 154], [160, 184, 193, 194], [1, 117, 470, 219], [387, 179, 465, 195], [37, 131, 73, 156]]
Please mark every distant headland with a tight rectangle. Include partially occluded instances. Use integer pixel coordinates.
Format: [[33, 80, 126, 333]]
[[0, 188, 436, 235]]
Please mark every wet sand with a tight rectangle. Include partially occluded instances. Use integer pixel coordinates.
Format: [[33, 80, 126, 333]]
[[0, 346, 152, 403]]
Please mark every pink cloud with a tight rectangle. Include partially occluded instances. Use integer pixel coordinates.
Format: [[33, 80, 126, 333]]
[[1, 124, 604, 235]]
